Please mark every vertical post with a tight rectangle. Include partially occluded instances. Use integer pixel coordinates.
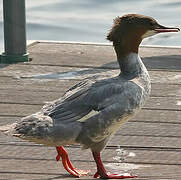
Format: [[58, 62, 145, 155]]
[[1, 0, 29, 63]]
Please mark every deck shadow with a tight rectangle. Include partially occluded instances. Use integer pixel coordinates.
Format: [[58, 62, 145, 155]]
[[99, 54, 181, 71]]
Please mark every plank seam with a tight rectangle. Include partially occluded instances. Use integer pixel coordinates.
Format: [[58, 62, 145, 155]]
[[0, 157, 180, 166], [2, 62, 180, 72], [0, 143, 180, 152]]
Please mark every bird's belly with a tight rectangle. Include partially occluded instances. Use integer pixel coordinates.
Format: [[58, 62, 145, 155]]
[[107, 113, 135, 135]]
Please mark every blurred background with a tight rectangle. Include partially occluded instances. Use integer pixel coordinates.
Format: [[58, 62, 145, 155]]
[[0, 0, 181, 52]]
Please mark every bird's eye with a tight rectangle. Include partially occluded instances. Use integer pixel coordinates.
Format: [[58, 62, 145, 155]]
[[149, 22, 155, 26]]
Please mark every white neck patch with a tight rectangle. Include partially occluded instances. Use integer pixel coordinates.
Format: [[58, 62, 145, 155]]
[[142, 30, 157, 39]]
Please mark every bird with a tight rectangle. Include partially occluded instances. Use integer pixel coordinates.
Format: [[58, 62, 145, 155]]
[[0, 14, 179, 179]]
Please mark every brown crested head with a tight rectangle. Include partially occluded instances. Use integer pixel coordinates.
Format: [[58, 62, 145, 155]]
[[107, 14, 180, 45]]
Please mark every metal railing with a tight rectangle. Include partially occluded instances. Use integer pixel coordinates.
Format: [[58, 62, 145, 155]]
[[0, 0, 29, 64]]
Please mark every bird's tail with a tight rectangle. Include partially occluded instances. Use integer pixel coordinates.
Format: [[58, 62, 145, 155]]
[[0, 113, 55, 145], [0, 123, 17, 135]]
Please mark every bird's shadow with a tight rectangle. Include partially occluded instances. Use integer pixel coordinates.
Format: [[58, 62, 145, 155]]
[[18, 54, 181, 81]]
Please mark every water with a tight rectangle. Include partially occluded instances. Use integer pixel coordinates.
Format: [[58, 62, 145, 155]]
[[105, 147, 149, 175], [0, 0, 181, 52], [18, 69, 114, 80]]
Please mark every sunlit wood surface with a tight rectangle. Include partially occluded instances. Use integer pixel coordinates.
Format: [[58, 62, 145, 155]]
[[0, 42, 181, 179]]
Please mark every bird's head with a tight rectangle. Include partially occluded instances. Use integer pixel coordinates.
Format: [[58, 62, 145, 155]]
[[107, 14, 180, 47]]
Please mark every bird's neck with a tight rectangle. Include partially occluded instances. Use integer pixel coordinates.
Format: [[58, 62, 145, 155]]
[[113, 43, 146, 78]]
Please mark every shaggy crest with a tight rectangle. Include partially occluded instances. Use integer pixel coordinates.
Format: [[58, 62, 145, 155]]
[[107, 14, 157, 42]]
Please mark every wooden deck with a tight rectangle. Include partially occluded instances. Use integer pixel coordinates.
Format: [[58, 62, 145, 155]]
[[0, 41, 181, 180]]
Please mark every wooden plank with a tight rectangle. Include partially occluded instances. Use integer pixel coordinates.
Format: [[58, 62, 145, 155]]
[[1, 111, 181, 139], [133, 109, 181, 123], [0, 158, 181, 179], [0, 75, 181, 96], [109, 135, 181, 149], [0, 76, 78, 93], [0, 79, 181, 105], [27, 42, 181, 70], [0, 104, 42, 117], [0, 117, 20, 126], [0, 142, 181, 165], [115, 122, 181, 138], [0, 42, 181, 179], [0, 105, 180, 124], [0, 108, 180, 125], [0, 141, 181, 180], [103, 149, 181, 165], [0, 65, 181, 84], [151, 83, 181, 97], [144, 97, 181, 110], [0, 159, 96, 180], [28, 43, 117, 67], [0, 93, 180, 111], [1, 116, 181, 149], [1, 109, 180, 124], [0, 133, 181, 150]]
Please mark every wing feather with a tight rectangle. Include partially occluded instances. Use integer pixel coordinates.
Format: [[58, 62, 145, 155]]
[[43, 77, 141, 125]]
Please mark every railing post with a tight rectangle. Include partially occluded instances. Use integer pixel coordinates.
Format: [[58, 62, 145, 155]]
[[0, 0, 29, 64]]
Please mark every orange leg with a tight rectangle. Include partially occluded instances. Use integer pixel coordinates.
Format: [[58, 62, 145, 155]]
[[56, 146, 90, 177], [92, 151, 137, 179]]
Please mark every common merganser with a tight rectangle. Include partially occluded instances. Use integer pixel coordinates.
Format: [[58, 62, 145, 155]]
[[0, 14, 179, 179]]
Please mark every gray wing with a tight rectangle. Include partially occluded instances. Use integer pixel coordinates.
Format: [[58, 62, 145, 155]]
[[43, 77, 142, 126], [43, 79, 94, 123], [78, 81, 144, 146]]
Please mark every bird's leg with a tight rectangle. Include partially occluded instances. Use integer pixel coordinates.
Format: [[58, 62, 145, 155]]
[[56, 146, 90, 177], [56, 146, 79, 177], [56, 146, 74, 169], [92, 151, 137, 179]]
